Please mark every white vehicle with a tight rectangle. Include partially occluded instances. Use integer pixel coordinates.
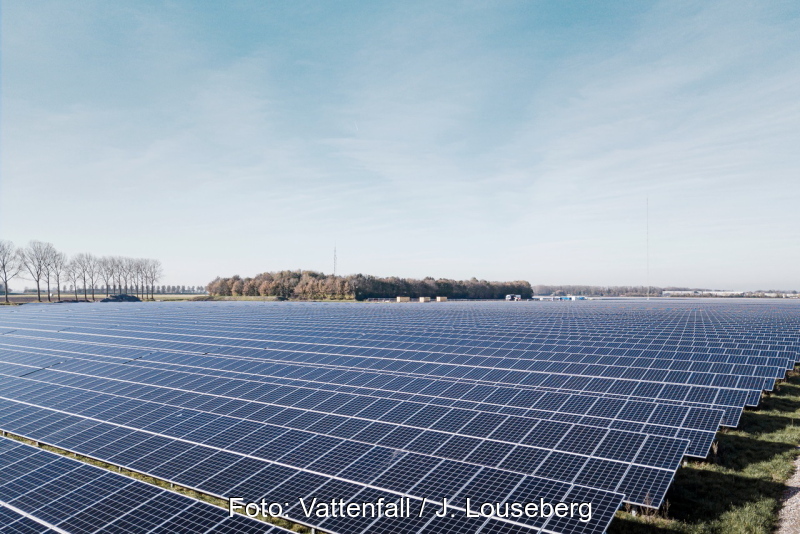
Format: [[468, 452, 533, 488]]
[[505, 294, 522, 301]]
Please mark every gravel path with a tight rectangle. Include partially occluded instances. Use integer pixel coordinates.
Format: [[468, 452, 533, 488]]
[[776, 448, 800, 533]]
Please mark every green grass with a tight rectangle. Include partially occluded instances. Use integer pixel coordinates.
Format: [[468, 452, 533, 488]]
[[609, 369, 800, 534]]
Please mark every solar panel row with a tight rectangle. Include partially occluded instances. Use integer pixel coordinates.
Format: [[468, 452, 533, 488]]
[[0, 341, 726, 458], [0, 299, 797, 534], [0, 366, 687, 504], [9, 320, 792, 382], [3, 308, 797, 371], [0, 435, 283, 533], [0, 320, 765, 425], [0, 345, 721, 456], [0, 504, 62, 534], [19, 301, 793, 359], [0, 393, 623, 534], [3, 323, 777, 400]]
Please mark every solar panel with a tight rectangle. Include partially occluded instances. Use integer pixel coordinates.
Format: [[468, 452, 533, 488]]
[[0, 435, 285, 533], [0, 322, 760, 425], [0, 504, 62, 534], [0, 396, 624, 533], [0, 299, 797, 534], [0, 343, 725, 457]]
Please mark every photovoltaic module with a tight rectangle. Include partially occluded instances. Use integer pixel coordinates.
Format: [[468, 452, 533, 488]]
[[0, 299, 797, 533]]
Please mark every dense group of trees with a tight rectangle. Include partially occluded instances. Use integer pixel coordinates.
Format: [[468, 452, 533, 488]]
[[0, 239, 163, 303], [207, 271, 533, 301]]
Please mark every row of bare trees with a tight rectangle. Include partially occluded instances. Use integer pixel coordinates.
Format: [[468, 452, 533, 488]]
[[0, 240, 163, 304]]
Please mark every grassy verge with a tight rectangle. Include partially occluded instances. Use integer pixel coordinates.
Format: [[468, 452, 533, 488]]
[[610, 369, 800, 534], [192, 295, 286, 302], [153, 294, 207, 301]]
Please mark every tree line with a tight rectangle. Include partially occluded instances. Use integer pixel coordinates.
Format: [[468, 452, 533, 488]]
[[532, 285, 666, 297], [206, 270, 533, 300], [20, 285, 205, 295], [530, 285, 747, 297], [0, 239, 163, 303]]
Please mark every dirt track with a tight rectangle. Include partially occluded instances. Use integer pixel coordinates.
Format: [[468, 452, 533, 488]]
[[776, 449, 800, 533]]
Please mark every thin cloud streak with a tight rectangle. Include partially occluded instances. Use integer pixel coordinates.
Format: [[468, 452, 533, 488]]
[[1, 1, 798, 288]]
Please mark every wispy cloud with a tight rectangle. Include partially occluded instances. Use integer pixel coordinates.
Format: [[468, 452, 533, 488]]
[[2, 1, 798, 287]]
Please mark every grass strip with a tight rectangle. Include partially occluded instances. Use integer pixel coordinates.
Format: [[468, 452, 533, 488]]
[[610, 368, 800, 534]]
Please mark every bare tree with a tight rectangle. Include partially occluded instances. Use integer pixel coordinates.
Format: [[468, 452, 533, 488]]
[[98, 256, 115, 296], [121, 257, 130, 295], [137, 259, 146, 299], [4, 240, 166, 304], [131, 258, 142, 298], [49, 251, 68, 302], [139, 258, 150, 298], [40, 243, 58, 302], [19, 241, 52, 302], [111, 256, 123, 295], [145, 259, 163, 300], [66, 259, 81, 301], [121, 257, 134, 294], [137, 258, 147, 298], [73, 253, 92, 301], [125, 257, 142, 297], [0, 240, 22, 304], [85, 254, 99, 301]]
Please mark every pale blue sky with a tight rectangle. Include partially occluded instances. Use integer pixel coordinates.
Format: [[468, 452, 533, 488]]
[[2, 1, 799, 289]]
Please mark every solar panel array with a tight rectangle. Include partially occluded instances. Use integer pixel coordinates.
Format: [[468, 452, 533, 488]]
[[0, 435, 285, 533], [0, 299, 797, 534]]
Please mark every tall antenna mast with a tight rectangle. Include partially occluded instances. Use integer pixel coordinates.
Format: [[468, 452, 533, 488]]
[[646, 197, 650, 301], [333, 244, 337, 277]]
